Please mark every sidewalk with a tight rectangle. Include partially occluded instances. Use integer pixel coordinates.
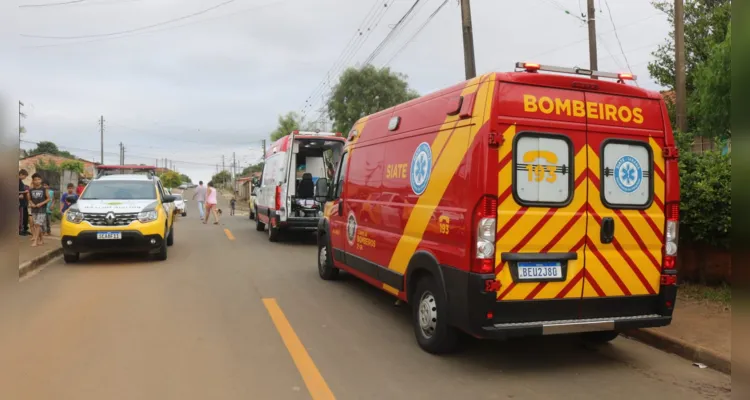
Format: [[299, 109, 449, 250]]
[[18, 223, 62, 277], [626, 287, 731, 373]]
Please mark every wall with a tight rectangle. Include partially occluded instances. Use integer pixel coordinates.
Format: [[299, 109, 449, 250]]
[[677, 243, 731, 285]]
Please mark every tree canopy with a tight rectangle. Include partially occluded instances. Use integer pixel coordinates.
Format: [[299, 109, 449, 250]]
[[241, 162, 264, 176], [159, 170, 182, 189], [27, 141, 76, 159], [211, 170, 232, 186], [179, 174, 192, 184], [270, 112, 312, 142], [327, 65, 419, 134], [689, 21, 730, 139]]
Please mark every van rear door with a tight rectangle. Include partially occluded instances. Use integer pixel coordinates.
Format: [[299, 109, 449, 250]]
[[581, 92, 666, 316], [493, 83, 590, 323]]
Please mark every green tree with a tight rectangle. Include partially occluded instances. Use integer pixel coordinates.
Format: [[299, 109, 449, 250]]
[[241, 162, 264, 176], [179, 174, 192, 183], [28, 141, 76, 159], [270, 112, 312, 142], [211, 170, 232, 186], [327, 65, 419, 133], [60, 160, 85, 174], [159, 170, 182, 189], [689, 22, 730, 139]]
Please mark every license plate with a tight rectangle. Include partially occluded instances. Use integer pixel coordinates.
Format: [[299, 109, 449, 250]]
[[517, 262, 563, 280], [97, 232, 122, 240]]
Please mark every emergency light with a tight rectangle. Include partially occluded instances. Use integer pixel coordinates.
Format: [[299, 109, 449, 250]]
[[515, 62, 637, 82]]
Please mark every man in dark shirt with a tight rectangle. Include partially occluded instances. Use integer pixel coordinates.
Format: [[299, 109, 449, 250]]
[[18, 169, 30, 236]]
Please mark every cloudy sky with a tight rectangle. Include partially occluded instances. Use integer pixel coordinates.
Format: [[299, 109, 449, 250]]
[[8, 0, 671, 183]]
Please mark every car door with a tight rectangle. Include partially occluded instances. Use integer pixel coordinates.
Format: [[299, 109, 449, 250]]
[[328, 151, 351, 265]]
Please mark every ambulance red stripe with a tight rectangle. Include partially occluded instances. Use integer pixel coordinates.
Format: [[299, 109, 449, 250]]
[[584, 270, 606, 297], [586, 238, 632, 296], [554, 270, 584, 299], [611, 237, 657, 294], [614, 209, 661, 271], [640, 209, 664, 240]]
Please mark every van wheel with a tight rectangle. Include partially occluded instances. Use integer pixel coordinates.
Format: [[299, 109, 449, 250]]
[[581, 330, 620, 344], [63, 252, 79, 264], [268, 223, 281, 242], [412, 276, 458, 354], [166, 225, 174, 246], [154, 235, 168, 261], [256, 215, 265, 231], [317, 237, 338, 280]]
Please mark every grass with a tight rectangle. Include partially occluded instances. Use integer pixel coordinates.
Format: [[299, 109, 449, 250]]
[[678, 282, 731, 308]]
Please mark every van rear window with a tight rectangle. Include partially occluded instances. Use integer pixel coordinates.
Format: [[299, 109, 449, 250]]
[[600, 139, 653, 209], [513, 132, 574, 207]]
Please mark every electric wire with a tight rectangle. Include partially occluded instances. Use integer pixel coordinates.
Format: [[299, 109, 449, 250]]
[[382, 0, 448, 67]]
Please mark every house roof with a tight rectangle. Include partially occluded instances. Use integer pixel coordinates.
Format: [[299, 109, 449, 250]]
[[20, 152, 98, 165]]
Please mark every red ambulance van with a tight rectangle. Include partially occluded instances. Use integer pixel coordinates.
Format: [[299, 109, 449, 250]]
[[316, 63, 680, 354]]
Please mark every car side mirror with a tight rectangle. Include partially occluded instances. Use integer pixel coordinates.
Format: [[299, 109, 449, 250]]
[[163, 195, 176, 203], [315, 178, 329, 203]]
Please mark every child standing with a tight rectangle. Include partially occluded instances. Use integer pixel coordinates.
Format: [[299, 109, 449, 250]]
[[43, 181, 54, 236], [27, 173, 50, 247], [61, 183, 77, 214], [230, 197, 236, 216]]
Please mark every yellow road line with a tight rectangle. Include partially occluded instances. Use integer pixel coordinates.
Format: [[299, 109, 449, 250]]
[[223, 228, 235, 241], [262, 298, 335, 400]]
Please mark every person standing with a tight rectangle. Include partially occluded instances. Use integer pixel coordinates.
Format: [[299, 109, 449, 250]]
[[203, 181, 220, 225], [230, 197, 236, 216], [43, 181, 54, 236], [193, 180, 207, 220], [61, 183, 77, 214], [27, 173, 50, 247], [76, 181, 85, 196], [18, 169, 30, 236]]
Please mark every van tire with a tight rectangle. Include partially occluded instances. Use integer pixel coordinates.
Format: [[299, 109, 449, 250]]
[[317, 237, 338, 280], [63, 252, 79, 264], [256, 215, 266, 231], [249, 208, 255, 220], [268, 223, 281, 242], [581, 330, 620, 344], [412, 276, 458, 354], [154, 234, 168, 261]]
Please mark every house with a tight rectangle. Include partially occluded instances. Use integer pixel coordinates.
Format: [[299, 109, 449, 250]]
[[18, 153, 98, 187]]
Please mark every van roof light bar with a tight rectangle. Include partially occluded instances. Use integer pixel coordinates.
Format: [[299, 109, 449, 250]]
[[515, 62, 637, 81]]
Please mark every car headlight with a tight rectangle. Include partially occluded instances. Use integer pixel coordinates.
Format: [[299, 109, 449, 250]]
[[66, 210, 84, 224], [138, 210, 158, 223]]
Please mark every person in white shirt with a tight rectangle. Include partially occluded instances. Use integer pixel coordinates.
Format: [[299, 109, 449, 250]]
[[192, 181, 207, 220]]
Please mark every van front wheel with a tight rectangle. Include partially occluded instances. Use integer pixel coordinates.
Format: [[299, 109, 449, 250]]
[[317, 238, 338, 280], [412, 277, 458, 354]]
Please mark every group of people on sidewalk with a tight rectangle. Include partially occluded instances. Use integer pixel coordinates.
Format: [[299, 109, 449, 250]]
[[19, 169, 81, 247], [191, 181, 221, 225]]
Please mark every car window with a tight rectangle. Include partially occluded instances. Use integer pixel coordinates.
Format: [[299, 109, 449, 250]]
[[81, 181, 157, 200]]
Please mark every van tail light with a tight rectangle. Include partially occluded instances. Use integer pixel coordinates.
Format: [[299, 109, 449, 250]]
[[663, 203, 679, 271], [275, 185, 282, 211], [472, 195, 497, 274]]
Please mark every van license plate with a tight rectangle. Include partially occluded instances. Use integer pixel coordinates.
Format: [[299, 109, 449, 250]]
[[97, 232, 122, 240], [517, 262, 563, 280]]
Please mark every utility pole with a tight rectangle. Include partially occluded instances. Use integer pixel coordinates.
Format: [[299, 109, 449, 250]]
[[587, 0, 599, 78], [100, 116, 105, 164], [18, 101, 25, 144], [262, 139, 266, 160], [460, 0, 477, 80], [119, 142, 123, 165], [674, 0, 687, 132], [222, 155, 225, 172], [232, 152, 236, 190]]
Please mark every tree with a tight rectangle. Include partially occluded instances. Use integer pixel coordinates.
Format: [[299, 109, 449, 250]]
[[647, 0, 730, 130], [270, 112, 312, 142], [211, 170, 231, 186], [241, 162, 264, 176], [689, 22, 730, 139], [327, 65, 419, 133], [159, 171, 182, 189], [179, 174, 192, 183], [28, 141, 76, 159]]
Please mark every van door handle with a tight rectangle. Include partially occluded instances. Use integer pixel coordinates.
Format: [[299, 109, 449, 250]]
[[600, 217, 615, 244], [337, 201, 343, 216]]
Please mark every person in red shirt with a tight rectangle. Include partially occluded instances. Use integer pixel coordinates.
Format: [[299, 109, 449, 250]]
[[76, 181, 85, 196]]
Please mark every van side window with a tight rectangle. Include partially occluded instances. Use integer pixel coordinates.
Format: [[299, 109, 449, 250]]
[[513, 132, 574, 207], [601, 140, 653, 209], [334, 152, 349, 199]]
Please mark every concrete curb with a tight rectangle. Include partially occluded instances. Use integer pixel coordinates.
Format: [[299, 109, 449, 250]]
[[623, 328, 731, 374], [18, 247, 63, 278]]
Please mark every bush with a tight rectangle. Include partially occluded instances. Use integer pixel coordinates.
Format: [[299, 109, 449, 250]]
[[675, 132, 731, 249]]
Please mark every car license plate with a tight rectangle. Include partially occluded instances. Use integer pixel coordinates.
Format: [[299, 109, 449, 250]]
[[97, 232, 122, 240], [517, 261, 563, 280]]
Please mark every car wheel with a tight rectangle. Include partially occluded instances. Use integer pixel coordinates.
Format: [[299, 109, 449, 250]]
[[166, 225, 174, 246], [412, 276, 458, 354], [268, 222, 281, 242], [256, 215, 266, 231], [154, 237, 168, 261], [63, 252, 79, 264], [182, 212, 187, 217], [317, 236, 338, 280], [581, 330, 620, 344]]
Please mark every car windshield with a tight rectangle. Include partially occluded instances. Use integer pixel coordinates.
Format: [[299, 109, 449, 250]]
[[81, 181, 156, 200]]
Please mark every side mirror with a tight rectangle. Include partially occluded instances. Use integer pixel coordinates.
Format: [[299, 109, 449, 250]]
[[162, 195, 176, 204], [315, 178, 329, 202]]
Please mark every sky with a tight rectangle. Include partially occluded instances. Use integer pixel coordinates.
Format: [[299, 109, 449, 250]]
[[7, 0, 671, 184]]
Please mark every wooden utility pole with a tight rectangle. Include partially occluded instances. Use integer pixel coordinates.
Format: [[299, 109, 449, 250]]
[[119, 142, 123, 165], [262, 139, 266, 160], [674, 0, 687, 132], [587, 0, 599, 77], [460, 0, 477, 80], [99, 116, 105, 164]]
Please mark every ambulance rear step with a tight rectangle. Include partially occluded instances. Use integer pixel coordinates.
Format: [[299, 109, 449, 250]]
[[515, 62, 637, 82], [488, 314, 667, 335]]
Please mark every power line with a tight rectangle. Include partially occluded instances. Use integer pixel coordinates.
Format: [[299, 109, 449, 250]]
[[362, 0, 422, 66], [383, 0, 449, 67], [602, 0, 637, 85], [19, 0, 86, 7], [21, 0, 239, 39]]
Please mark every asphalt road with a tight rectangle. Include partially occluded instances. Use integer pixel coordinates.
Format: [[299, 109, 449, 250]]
[[1, 192, 731, 399]]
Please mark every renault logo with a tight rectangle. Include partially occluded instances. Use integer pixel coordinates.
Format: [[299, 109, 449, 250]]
[[105, 212, 116, 225]]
